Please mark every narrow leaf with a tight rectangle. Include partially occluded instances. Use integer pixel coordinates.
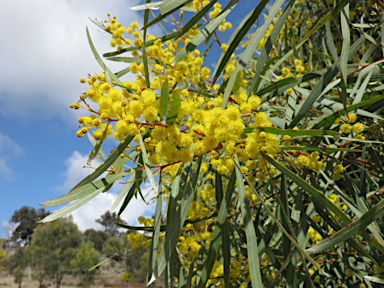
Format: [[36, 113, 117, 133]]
[[87, 123, 109, 164], [110, 173, 135, 212], [42, 170, 132, 207], [166, 90, 180, 125], [40, 188, 103, 222], [235, 156, 263, 288], [306, 198, 384, 255], [138, 133, 158, 195], [160, 81, 169, 119], [243, 127, 341, 136]]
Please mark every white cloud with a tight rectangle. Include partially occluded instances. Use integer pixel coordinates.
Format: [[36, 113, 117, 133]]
[[59, 151, 155, 231], [0, 133, 24, 181], [0, 133, 23, 155], [57, 150, 98, 191], [0, 159, 16, 181], [0, 0, 158, 122], [0, 219, 17, 239]]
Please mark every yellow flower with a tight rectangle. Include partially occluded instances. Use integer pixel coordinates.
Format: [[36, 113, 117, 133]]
[[340, 124, 352, 134]]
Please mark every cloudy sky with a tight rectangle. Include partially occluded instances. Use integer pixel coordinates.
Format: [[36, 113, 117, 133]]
[[0, 0, 161, 235]]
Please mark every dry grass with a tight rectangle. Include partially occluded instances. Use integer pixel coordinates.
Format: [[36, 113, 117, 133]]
[[0, 276, 162, 288]]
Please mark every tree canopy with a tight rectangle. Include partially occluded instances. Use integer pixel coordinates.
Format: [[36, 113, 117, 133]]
[[11, 206, 50, 245], [29, 217, 82, 288], [96, 211, 126, 238]]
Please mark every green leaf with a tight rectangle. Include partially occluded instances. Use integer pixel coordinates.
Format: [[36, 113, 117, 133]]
[[109, 173, 135, 213], [160, 81, 169, 119], [88, 17, 107, 31], [261, 153, 350, 225], [102, 32, 179, 57], [339, 4, 350, 111], [54, 133, 135, 198], [174, 0, 217, 41], [159, 0, 191, 14], [142, 2, 151, 89], [173, 1, 238, 64], [232, 71, 242, 94], [235, 156, 263, 288], [362, 276, 384, 284], [42, 170, 133, 207], [116, 222, 166, 232], [212, 0, 269, 84], [248, 0, 295, 94], [255, 74, 321, 97], [280, 146, 363, 153], [147, 192, 163, 285], [367, 146, 384, 175], [312, 95, 384, 129], [86, 131, 108, 161], [138, 133, 158, 195], [149, 157, 202, 284], [350, 59, 384, 103], [289, 23, 381, 128], [129, 0, 197, 12], [239, 155, 331, 277], [166, 90, 180, 125], [142, 0, 192, 31], [129, 1, 164, 10], [197, 170, 235, 288], [106, 57, 162, 65], [118, 179, 138, 216], [88, 252, 120, 271], [305, 44, 334, 61], [86, 27, 124, 86], [221, 0, 285, 108], [40, 187, 104, 223], [300, 0, 354, 43], [87, 123, 109, 164], [306, 198, 384, 255], [325, 21, 338, 60], [243, 127, 341, 136]]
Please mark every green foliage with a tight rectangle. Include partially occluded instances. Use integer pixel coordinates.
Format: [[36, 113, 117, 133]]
[[96, 211, 126, 238], [0, 238, 7, 249], [70, 241, 101, 288], [84, 229, 108, 252], [29, 217, 82, 288], [119, 270, 135, 283], [0, 248, 6, 271], [138, 252, 150, 278], [10, 206, 50, 245], [102, 236, 123, 261], [7, 247, 27, 288], [42, 0, 384, 287]]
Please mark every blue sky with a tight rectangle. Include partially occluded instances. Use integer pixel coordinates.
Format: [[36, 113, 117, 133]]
[[0, 0, 261, 237]]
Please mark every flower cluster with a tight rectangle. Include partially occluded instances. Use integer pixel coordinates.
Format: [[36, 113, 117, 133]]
[[67, 0, 382, 286]]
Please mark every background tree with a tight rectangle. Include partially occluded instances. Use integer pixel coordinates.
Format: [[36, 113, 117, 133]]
[[70, 241, 101, 288], [83, 229, 108, 252], [0, 248, 7, 271], [96, 211, 126, 238], [0, 238, 6, 249], [119, 270, 135, 283], [25, 245, 47, 288], [138, 252, 149, 279], [11, 206, 50, 245], [29, 217, 82, 288], [7, 247, 27, 288], [102, 236, 123, 261], [123, 235, 149, 282]]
